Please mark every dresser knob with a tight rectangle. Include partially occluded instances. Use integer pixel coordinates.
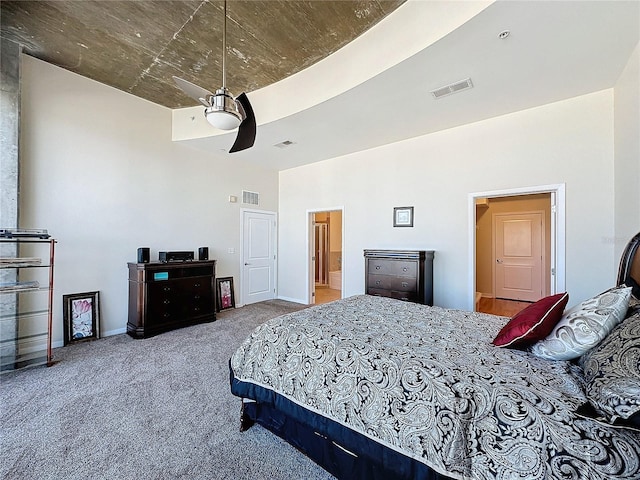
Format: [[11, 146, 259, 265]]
[[375, 265, 381, 270], [375, 280, 381, 285], [194, 295, 200, 300], [163, 313, 170, 318], [194, 283, 200, 287], [402, 282, 408, 288], [402, 267, 408, 272], [164, 299, 170, 304], [163, 286, 171, 292]]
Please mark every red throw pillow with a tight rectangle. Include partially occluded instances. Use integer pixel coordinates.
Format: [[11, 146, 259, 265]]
[[492, 292, 569, 348]]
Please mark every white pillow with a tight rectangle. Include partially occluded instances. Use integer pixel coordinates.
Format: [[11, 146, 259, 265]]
[[530, 286, 631, 360]]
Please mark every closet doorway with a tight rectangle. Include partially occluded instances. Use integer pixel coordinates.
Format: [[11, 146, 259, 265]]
[[308, 209, 343, 305], [469, 184, 566, 313]]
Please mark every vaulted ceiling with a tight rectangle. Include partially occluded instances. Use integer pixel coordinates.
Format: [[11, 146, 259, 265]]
[[1, 1, 638, 170], [0, 0, 405, 109]]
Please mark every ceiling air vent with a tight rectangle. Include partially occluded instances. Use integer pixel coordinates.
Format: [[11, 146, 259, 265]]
[[242, 190, 259, 205], [274, 140, 296, 149], [431, 78, 473, 99]]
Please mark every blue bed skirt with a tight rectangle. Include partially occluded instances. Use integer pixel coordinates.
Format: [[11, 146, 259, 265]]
[[231, 363, 454, 480]]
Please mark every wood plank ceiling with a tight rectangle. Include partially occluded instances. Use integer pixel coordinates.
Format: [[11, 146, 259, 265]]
[[1, 0, 406, 108]]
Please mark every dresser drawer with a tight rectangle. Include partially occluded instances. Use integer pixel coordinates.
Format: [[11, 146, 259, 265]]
[[367, 259, 417, 277], [367, 274, 416, 292], [187, 290, 213, 317], [147, 283, 181, 324], [368, 288, 418, 302]]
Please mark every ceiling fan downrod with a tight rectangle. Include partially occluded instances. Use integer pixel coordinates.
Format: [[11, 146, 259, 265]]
[[206, 0, 243, 130]]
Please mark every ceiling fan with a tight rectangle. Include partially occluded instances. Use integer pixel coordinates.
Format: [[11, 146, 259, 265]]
[[173, 0, 256, 153]]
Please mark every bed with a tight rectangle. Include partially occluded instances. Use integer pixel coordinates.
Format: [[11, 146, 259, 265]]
[[230, 233, 640, 480]]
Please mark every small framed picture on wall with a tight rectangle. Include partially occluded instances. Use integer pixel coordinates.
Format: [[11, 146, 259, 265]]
[[393, 206, 414, 227], [216, 277, 236, 311]]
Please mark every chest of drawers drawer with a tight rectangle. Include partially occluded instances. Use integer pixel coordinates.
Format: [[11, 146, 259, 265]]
[[367, 274, 417, 292], [368, 260, 417, 278]]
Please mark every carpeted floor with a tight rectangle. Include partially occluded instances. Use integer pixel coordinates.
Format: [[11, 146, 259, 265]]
[[0, 300, 336, 480]]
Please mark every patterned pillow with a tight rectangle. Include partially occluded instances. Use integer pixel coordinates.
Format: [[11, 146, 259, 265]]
[[628, 288, 640, 317], [530, 286, 632, 360], [580, 311, 640, 424], [492, 292, 568, 348]]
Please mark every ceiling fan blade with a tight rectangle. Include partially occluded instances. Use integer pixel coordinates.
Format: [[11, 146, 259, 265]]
[[229, 93, 256, 153], [172, 76, 214, 107]]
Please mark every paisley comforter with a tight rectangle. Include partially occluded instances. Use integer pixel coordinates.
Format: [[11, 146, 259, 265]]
[[230, 295, 640, 480]]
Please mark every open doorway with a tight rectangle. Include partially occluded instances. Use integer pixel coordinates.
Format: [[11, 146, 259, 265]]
[[308, 209, 343, 305], [469, 184, 566, 314]]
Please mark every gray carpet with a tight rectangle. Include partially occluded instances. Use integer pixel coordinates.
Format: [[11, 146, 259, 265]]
[[0, 300, 336, 480]]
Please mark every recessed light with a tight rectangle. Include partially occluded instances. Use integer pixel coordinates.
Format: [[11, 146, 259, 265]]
[[498, 30, 510, 40]]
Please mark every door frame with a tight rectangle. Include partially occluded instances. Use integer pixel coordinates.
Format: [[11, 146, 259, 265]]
[[468, 184, 565, 311], [307, 207, 345, 304], [239, 208, 277, 307]]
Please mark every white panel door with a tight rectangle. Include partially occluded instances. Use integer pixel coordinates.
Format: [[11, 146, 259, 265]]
[[493, 212, 544, 302], [242, 210, 276, 305]]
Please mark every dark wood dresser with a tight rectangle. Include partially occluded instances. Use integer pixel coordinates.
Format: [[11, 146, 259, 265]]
[[127, 260, 216, 338], [364, 250, 434, 305]]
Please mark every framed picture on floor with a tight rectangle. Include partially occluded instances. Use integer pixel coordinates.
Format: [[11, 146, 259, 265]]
[[216, 277, 235, 311], [63, 291, 100, 345]]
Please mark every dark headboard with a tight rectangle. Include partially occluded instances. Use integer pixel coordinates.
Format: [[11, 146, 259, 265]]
[[618, 231, 640, 299]]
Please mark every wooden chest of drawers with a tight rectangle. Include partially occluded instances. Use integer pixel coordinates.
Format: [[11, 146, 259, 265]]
[[364, 250, 434, 305], [127, 260, 216, 338]]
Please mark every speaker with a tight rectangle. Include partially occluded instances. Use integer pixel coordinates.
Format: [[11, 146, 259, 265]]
[[137, 247, 150, 263], [198, 247, 209, 261]]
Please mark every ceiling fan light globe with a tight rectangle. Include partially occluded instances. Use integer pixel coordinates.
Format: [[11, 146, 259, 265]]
[[204, 88, 244, 130], [205, 109, 242, 130]]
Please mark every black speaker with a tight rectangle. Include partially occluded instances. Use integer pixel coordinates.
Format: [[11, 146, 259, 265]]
[[137, 247, 150, 263], [198, 247, 209, 261]]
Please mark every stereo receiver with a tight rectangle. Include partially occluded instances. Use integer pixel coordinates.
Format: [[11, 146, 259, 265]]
[[158, 251, 194, 262]]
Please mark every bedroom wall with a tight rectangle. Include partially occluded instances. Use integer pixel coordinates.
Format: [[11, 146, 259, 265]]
[[614, 42, 640, 263], [278, 90, 616, 310], [19, 56, 279, 346]]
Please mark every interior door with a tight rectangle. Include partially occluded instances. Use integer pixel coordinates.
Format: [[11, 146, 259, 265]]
[[242, 210, 276, 305], [493, 212, 544, 302]]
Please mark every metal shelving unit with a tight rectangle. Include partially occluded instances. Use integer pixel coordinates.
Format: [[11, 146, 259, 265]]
[[0, 237, 56, 371]]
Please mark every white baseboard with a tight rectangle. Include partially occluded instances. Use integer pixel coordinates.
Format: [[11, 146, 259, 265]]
[[277, 296, 307, 305], [52, 327, 127, 349], [103, 327, 127, 337]]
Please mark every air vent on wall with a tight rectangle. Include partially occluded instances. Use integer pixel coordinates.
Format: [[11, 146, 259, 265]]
[[430, 78, 473, 99], [242, 190, 259, 205]]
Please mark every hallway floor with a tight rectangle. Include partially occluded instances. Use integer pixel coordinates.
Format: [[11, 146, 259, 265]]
[[315, 286, 341, 304], [477, 297, 532, 317]]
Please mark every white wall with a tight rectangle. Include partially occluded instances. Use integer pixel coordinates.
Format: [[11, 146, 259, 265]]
[[20, 56, 279, 345], [614, 42, 640, 262], [279, 90, 616, 309]]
